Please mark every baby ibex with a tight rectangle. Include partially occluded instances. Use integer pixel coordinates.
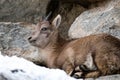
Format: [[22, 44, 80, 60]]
[[28, 14, 120, 78]]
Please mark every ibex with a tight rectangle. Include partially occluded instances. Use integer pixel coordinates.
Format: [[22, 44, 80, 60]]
[[28, 14, 120, 78]]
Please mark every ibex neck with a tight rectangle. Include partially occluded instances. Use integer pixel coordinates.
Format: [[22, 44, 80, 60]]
[[38, 33, 68, 68], [55, 34, 69, 52]]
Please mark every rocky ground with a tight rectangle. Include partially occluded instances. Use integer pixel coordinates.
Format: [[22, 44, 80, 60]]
[[69, 0, 120, 39]]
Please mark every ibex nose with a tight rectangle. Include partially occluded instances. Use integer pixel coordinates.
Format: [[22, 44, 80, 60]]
[[28, 36, 36, 43], [28, 37, 32, 41]]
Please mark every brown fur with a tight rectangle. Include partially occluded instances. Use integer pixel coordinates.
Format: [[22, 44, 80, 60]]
[[28, 15, 120, 78]]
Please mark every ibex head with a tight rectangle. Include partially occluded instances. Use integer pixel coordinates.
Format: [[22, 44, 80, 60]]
[[28, 14, 61, 48]]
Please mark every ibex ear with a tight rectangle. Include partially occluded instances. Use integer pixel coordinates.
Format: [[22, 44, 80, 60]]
[[52, 14, 61, 28]]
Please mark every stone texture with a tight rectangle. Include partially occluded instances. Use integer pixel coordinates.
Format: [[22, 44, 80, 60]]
[[60, 0, 106, 8], [85, 74, 120, 80], [0, 0, 50, 23], [69, 0, 120, 39], [0, 22, 40, 63]]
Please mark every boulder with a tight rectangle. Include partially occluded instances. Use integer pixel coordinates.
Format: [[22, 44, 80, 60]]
[[0, 0, 50, 22], [69, 0, 120, 39], [0, 22, 40, 63], [60, 0, 106, 8], [85, 74, 120, 80]]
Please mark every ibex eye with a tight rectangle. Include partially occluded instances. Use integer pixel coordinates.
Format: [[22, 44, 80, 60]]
[[41, 27, 48, 31]]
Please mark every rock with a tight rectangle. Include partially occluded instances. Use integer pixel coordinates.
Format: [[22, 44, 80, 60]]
[[0, 0, 50, 23], [85, 74, 120, 80], [69, 0, 120, 39], [0, 22, 41, 63], [60, 0, 106, 8]]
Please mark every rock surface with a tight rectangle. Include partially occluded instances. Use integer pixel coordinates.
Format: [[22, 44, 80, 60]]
[[69, 0, 120, 39], [0, 22, 40, 63], [0, 0, 50, 22], [86, 75, 120, 80]]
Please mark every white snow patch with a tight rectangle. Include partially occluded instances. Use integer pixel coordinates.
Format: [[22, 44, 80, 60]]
[[0, 51, 82, 80]]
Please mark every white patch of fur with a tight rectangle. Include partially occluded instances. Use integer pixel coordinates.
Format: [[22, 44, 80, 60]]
[[39, 47, 54, 58], [84, 53, 97, 70]]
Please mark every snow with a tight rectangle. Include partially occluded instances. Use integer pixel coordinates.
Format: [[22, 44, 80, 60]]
[[0, 51, 82, 80]]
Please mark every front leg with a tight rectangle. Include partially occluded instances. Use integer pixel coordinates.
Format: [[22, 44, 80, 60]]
[[84, 70, 101, 78], [62, 62, 74, 76], [73, 70, 100, 78], [73, 65, 100, 78], [66, 65, 74, 76], [72, 66, 84, 78]]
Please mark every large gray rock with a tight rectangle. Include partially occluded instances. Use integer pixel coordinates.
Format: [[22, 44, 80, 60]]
[[0, 0, 50, 22], [86, 74, 120, 80], [0, 22, 40, 63], [69, 0, 120, 39]]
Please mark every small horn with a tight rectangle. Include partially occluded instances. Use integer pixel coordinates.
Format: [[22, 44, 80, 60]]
[[45, 11, 52, 20], [42, 16, 45, 20]]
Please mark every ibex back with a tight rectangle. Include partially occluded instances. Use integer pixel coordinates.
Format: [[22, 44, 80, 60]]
[[28, 14, 120, 78]]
